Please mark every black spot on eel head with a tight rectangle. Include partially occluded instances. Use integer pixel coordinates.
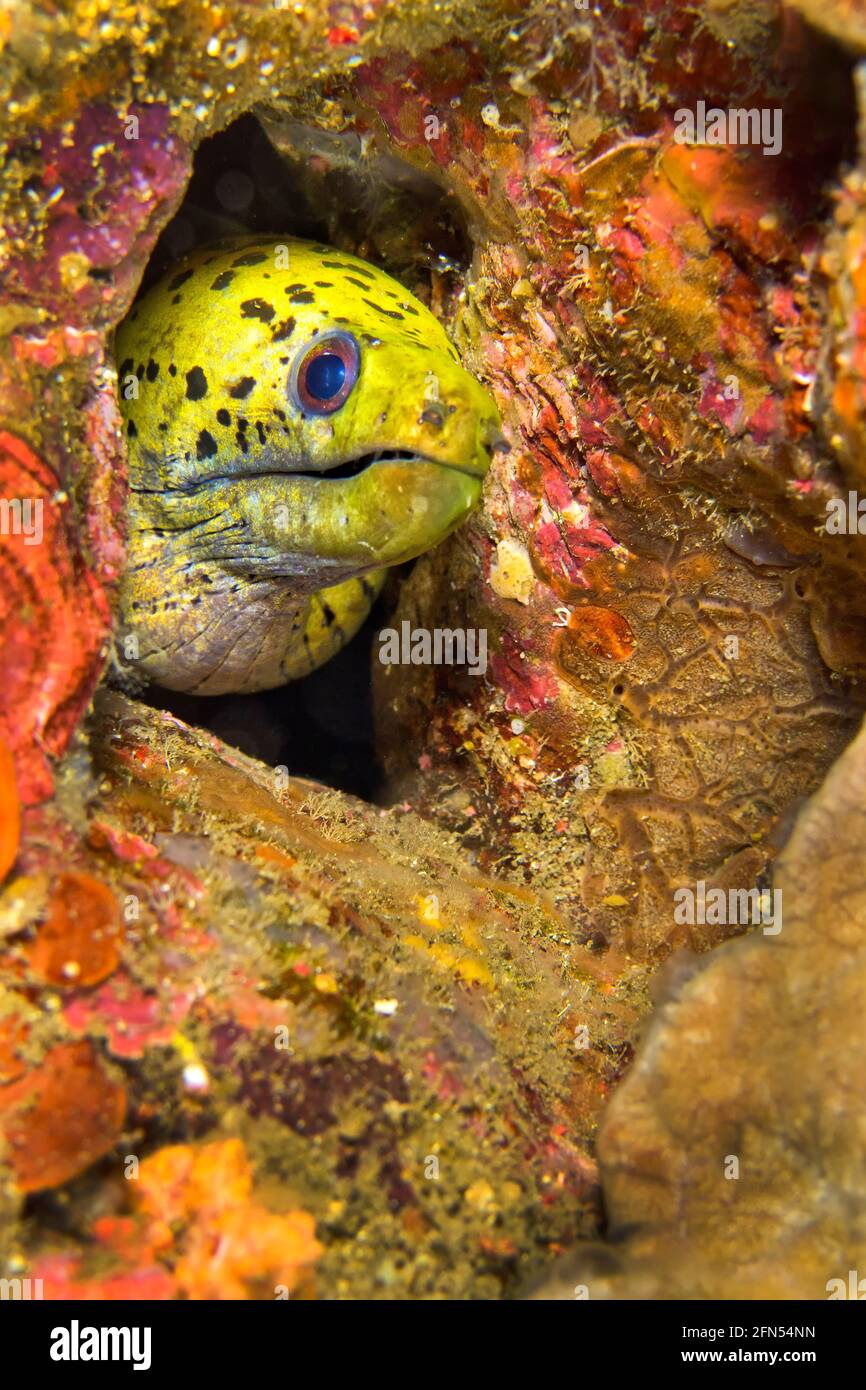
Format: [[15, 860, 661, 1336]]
[[196, 428, 218, 460], [240, 298, 276, 323], [185, 366, 208, 400], [229, 377, 256, 400], [168, 268, 195, 292]]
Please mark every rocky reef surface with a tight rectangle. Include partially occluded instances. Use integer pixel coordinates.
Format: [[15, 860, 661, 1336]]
[[2, 0, 866, 1298]]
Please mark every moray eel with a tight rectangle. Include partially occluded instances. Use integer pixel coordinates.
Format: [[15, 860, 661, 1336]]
[[114, 235, 503, 695]]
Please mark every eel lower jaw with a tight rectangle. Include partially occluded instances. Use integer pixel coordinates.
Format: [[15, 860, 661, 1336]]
[[131, 451, 487, 499]]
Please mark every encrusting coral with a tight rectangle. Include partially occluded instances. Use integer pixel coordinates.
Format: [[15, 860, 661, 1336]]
[[2, 0, 866, 1298]]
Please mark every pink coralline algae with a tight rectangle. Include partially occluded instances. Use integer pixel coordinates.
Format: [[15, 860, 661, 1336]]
[[4, 0, 866, 1305]]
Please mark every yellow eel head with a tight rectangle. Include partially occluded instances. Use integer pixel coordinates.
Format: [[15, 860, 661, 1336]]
[[114, 235, 504, 694]]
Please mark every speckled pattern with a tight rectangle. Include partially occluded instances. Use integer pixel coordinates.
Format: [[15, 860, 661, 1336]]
[[115, 236, 501, 694]]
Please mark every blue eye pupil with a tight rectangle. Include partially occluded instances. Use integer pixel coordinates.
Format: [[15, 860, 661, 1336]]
[[306, 353, 346, 401]]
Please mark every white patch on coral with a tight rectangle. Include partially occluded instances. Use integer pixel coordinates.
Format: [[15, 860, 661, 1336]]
[[490, 537, 535, 604]]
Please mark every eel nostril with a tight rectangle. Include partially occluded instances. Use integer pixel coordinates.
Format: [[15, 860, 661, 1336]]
[[419, 403, 446, 428], [488, 430, 510, 455]]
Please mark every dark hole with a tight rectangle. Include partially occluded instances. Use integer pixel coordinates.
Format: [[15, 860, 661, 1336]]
[[139, 113, 331, 290], [149, 587, 392, 802]]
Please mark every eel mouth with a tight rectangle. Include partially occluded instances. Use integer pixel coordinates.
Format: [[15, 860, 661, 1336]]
[[293, 449, 483, 482], [295, 448, 420, 481], [131, 450, 485, 499]]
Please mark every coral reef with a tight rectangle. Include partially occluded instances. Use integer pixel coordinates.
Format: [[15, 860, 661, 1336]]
[[35, 1138, 322, 1300], [530, 712, 866, 1298], [3, 689, 607, 1297], [2, 0, 866, 1298]]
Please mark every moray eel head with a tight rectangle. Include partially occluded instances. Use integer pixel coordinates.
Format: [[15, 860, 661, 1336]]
[[115, 236, 503, 695]]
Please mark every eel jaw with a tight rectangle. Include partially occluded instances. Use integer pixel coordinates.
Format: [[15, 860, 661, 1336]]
[[237, 454, 485, 580], [290, 446, 487, 483], [127, 454, 485, 587]]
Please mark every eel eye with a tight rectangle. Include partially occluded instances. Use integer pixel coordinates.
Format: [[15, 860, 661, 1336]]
[[289, 332, 360, 416]]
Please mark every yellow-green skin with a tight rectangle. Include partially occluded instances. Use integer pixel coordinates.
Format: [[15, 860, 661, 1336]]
[[115, 235, 501, 695]]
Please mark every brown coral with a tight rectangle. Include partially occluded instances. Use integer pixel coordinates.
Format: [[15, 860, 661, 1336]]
[[531, 709, 866, 1298], [2, 0, 866, 1301]]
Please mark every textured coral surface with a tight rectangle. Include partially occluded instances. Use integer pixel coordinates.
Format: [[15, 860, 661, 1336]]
[[2, 0, 866, 1298], [531, 712, 866, 1298], [14, 689, 608, 1297]]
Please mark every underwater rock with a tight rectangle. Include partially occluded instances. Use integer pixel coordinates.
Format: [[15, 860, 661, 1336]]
[[528, 710, 866, 1298], [2, 690, 613, 1296], [368, 6, 866, 989], [2, 0, 866, 1299]]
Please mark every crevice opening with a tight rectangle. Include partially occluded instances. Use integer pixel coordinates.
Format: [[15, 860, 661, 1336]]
[[126, 110, 472, 798]]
